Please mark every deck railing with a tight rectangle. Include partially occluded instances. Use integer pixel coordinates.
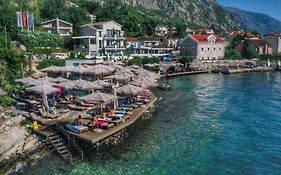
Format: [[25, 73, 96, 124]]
[[56, 123, 84, 161]]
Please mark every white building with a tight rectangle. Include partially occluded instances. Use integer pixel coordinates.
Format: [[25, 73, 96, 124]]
[[126, 37, 174, 57], [180, 34, 226, 62], [73, 21, 125, 58], [155, 25, 177, 37], [41, 18, 73, 36]]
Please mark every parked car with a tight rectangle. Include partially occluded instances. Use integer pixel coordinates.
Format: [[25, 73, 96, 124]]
[[50, 53, 67, 59]]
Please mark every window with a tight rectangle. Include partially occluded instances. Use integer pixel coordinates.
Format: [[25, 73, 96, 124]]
[[219, 47, 222, 51], [208, 47, 210, 51], [201, 48, 204, 51], [90, 39, 96, 45], [214, 47, 216, 51], [99, 40, 102, 48], [99, 31, 102, 37]]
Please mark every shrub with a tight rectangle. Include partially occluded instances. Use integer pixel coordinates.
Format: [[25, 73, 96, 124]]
[[37, 59, 65, 70], [0, 95, 16, 107]]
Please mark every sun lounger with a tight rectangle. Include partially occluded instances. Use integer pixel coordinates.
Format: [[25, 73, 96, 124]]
[[115, 110, 126, 114], [96, 120, 114, 130], [112, 113, 124, 118], [98, 118, 122, 125], [67, 124, 89, 134]]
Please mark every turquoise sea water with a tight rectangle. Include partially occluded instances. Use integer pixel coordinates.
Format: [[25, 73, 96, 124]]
[[17, 72, 281, 175]]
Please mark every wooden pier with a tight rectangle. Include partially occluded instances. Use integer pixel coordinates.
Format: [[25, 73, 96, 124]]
[[162, 71, 208, 77], [67, 93, 157, 144]]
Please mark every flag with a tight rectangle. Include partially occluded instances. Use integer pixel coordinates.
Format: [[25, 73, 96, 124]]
[[28, 12, 34, 29], [16, 11, 23, 27], [22, 11, 28, 27]]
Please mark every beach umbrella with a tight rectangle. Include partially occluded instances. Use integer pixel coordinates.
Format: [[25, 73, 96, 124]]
[[58, 81, 76, 90], [50, 76, 69, 83], [39, 76, 57, 82], [79, 91, 115, 103], [16, 77, 37, 87], [84, 66, 106, 75], [92, 79, 112, 88], [116, 84, 143, 96], [130, 78, 159, 89], [41, 66, 61, 73], [73, 79, 102, 90], [105, 73, 135, 81], [31, 79, 57, 87], [26, 82, 58, 95]]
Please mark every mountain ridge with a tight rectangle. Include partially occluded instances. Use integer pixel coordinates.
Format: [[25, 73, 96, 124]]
[[225, 7, 281, 34]]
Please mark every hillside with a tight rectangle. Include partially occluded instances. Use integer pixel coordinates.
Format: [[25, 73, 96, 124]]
[[226, 7, 281, 34], [102, 0, 240, 29]]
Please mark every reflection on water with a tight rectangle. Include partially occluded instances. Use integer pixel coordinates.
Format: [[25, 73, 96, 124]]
[[16, 72, 281, 175]]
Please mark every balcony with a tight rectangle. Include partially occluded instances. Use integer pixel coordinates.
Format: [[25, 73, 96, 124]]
[[105, 45, 125, 51], [104, 34, 125, 40]]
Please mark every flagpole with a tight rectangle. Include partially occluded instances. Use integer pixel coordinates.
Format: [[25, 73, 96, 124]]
[[21, 10, 23, 30]]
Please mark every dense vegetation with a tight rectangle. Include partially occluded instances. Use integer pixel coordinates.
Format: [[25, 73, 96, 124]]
[[37, 58, 65, 70]]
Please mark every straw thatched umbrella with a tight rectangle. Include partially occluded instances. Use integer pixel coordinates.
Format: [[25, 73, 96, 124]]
[[92, 79, 112, 88], [16, 77, 37, 87], [31, 79, 57, 87], [73, 79, 102, 90], [105, 73, 135, 81], [26, 83, 58, 95], [41, 66, 61, 73], [130, 78, 158, 89], [79, 91, 115, 103], [59, 81, 76, 90], [50, 76, 68, 83], [39, 76, 57, 82], [116, 84, 143, 96]]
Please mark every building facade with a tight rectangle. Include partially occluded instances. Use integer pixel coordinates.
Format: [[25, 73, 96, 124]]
[[264, 33, 281, 55], [73, 21, 125, 58], [247, 38, 273, 54], [125, 37, 173, 57], [41, 18, 73, 36], [180, 34, 226, 62]]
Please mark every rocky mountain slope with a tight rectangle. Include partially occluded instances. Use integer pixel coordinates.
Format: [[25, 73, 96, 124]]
[[97, 0, 240, 29], [226, 7, 281, 34]]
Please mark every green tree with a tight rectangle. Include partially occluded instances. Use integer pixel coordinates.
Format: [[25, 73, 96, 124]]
[[179, 56, 194, 68], [242, 49, 258, 59], [225, 47, 241, 60]]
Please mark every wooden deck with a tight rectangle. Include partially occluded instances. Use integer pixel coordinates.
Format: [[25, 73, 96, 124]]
[[67, 93, 158, 144]]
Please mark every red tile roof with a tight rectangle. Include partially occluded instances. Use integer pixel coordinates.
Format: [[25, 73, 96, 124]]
[[125, 37, 139, 41], [224, 30, 242, 35], [190, 34, 225, 43]]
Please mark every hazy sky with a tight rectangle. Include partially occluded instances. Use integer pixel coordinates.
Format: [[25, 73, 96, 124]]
[[217, 0, 281, 21]]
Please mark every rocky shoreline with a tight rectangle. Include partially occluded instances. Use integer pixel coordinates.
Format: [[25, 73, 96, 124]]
[[0, 106, 44, 175]]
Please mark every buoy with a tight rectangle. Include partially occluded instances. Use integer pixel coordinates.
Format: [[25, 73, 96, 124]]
[[33, 121, 38, 130]]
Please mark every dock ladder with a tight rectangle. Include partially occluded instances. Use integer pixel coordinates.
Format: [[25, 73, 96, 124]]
[[55, 123, 84, 162], [46, 132, 73, 161]]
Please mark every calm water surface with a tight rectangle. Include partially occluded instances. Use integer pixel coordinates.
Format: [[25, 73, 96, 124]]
[[17, 72, 281, 175]]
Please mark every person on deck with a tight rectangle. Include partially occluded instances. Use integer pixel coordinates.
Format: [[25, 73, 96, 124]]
[[91, 115, 98, 129], [74, 115, 82, 126]]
